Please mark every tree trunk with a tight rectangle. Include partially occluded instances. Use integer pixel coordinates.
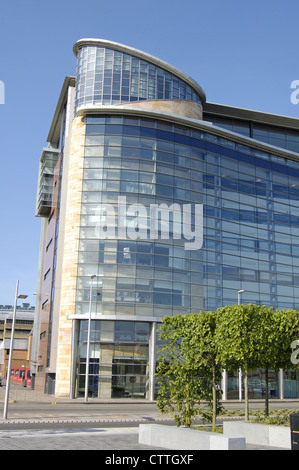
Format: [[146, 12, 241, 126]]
[[212, 364, 217, 432], [265, 367, 269, 417], [185, 381, 191, 428], [244, 365, 249, 421]]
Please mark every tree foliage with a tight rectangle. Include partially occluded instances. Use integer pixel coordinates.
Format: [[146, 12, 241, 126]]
[[156, 315, 202, 427], [156, 305, 299, 426], [215, 303, 264, 421], [156, 312, 223, 429]]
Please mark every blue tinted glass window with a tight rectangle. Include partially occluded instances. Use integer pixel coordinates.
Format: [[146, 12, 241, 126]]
[[75, 46, 202, 111]]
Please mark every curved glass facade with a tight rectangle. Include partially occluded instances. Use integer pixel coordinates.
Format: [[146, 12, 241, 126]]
[[75, 114, 299, 320], [75, 45, 202, 111], [73, 113, 299, 398]]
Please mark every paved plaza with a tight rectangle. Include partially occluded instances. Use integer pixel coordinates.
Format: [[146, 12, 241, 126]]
[[0, 426, 157, 450], [0, 381, 297, 451]]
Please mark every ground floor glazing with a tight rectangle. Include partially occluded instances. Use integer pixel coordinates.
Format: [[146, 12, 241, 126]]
[[71, 319, 299, 400]]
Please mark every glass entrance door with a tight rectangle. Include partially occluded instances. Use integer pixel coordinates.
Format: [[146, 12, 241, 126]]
[[112, 358, 148, 398]]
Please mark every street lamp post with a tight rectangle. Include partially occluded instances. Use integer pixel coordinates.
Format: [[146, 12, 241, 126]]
[[238, 289, 245, 306], [84, 275, 100, 403], [3, 280, 28, 419]]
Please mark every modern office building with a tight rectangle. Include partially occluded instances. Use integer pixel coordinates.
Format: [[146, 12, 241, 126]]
[[33, 38, 299, 400]]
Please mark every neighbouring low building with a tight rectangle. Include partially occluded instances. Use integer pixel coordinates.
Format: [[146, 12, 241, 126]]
[[0, 303, 34, 380]]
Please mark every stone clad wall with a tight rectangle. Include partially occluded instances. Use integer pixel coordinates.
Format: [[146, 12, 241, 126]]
[[117, 100, 203, 120], [55, 116, 85, 397]]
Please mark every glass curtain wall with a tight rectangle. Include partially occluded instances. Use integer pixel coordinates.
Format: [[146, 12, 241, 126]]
[[74, 114, 299, 398], [75, 46, 202, 111], [284, 370, 299, 398], [77, 114, 299, 313], [204, 115, 299, 154]]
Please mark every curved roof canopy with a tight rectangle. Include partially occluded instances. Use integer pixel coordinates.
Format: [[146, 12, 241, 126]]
[[73, 38, 206, 104]]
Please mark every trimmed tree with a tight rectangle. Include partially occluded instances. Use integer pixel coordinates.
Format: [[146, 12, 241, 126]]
[[156, 312, 221, 431], [155, 312, 223, 429], [272, 308, 299, 396], [215, 303, 263, 421], [254, 307, 299, 415], [186, 311, 223, 431], [156, 315, 204, 427], [252, 305, 276, 416]]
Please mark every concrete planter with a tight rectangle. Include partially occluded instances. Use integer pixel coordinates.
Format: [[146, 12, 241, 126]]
[[139, 424, 246, 450], [223, 421, 291, 449]]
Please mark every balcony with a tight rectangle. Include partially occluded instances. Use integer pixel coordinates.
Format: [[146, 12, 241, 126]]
[[35, 148, 60, 217]]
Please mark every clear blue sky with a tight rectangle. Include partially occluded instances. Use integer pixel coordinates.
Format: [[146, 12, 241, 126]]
[[0, 0, 298, 306]]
